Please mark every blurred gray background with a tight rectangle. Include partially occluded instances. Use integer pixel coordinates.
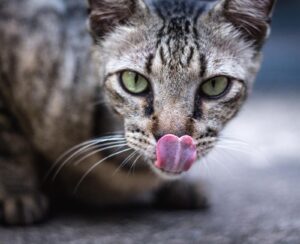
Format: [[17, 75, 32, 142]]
[[1, 1, 300, 243], [257, 0, 300, 92]]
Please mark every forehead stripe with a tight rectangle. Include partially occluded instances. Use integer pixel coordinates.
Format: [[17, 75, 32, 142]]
[[200, 53, 207, 78], [145, 53, 155, 74]]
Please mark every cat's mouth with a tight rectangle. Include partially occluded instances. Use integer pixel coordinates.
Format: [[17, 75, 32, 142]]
[[154, 134, 197, 175]]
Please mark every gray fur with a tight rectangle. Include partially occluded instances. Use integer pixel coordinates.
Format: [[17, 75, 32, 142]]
[[0, 0, 275, 225]]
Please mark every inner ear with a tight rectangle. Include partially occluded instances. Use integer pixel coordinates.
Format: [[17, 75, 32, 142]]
[[221, 0, 276, 47], [88, 0, 148, 40]]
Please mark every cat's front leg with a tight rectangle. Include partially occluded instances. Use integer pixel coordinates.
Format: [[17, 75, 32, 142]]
[[154, 180, 209, 210], [0, 130, 49, 225], [0, 190, 49, 226]]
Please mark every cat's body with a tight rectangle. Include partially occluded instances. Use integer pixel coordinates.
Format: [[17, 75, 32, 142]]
[[0, 0, 275, 225]]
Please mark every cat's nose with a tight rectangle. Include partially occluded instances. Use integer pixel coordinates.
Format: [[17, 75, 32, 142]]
[[152, 107, 193, 142]]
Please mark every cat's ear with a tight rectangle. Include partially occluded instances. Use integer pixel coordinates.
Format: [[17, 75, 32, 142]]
[[218, 0, 276, 47], [88, 0, 148, 39]]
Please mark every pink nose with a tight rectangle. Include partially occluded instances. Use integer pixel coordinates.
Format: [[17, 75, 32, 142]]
[[155, 134, 197, 174]]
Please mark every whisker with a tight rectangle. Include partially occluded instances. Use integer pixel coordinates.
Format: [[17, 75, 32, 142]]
[[217, 136, 267, 158], [75, 140, 128, 158], [44, 139, 103, 181], [208, 151, 235, 178], [64, 138, 125, 164], [201, 157, 213, 178], [215, 144, 270, 167], [73, 143, 127, 166], [218, 139, 250, 148], [216, 140, 267, 158], [46, 136, 125, 177], [215, 145, 251, 155], [218, 139, 269, 164], [50, 140, 126, 181], [128, 154, 142, 176], [73, 148, 132, 193], [112, 150, 136, 176]]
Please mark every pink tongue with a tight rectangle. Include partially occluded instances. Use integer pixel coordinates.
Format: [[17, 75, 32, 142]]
[[155, 134, 197, 174]]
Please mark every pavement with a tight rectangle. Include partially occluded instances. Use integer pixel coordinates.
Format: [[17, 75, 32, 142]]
[[0, 94, 299, 244]]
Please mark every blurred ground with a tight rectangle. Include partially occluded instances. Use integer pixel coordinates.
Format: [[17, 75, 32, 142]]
[[0, 93, 299, 244]]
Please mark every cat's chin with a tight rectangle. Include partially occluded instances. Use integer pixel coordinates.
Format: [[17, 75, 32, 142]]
[[147, 162, 185, 180]]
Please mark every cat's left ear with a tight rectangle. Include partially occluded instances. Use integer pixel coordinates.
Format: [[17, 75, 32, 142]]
[[218, 0, 276, 47], [88, 0, 148, 40]]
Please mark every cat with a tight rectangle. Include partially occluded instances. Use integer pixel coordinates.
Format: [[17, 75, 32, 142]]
[[0, 0, 275, 225]]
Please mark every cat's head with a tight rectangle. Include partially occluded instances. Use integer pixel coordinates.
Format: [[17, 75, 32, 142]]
[[88, 0, 275, 178]]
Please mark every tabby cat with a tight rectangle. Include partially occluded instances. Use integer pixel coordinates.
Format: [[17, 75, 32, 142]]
[[0, 0, 275, 225]]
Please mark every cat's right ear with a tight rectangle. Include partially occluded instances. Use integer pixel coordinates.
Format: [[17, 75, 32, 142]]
[[213, 0, 276, 48], [88, 0, 148, 40]]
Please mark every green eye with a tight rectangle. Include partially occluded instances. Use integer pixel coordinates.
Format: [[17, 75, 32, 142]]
[[201, 76, 230, 98], [121, 71, 149, 94]]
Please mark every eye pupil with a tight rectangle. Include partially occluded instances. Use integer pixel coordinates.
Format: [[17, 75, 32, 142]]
[[211, 80, 216, 89], [134, 73, 138, 85]]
